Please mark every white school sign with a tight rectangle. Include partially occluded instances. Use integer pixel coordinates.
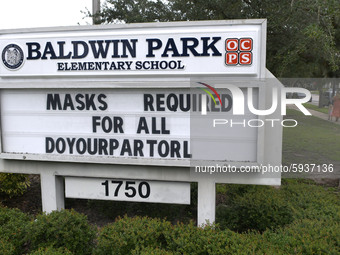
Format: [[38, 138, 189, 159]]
[[1, 21, 261, 76], [0, 20, 282, 225]]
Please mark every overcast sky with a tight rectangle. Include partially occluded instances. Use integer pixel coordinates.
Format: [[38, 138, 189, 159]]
[[0, 0, 93, 30]]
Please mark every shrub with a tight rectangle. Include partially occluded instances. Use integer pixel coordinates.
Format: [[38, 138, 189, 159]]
[[95, 216, 172, 255], [29, 246, 73, 255], [259, 218, 340, 254], [28, 209, 95, 255], [216, 183, 255, 200], [0, 206, 32, 255], [95, 216, 243, 255], [164, 221, 242, 255], [281, 179, 340, 221], [131, 246, 174, 255], [0, 173, 30, 197], [0, 239, 15, 255], [216, 185, 293, 232]]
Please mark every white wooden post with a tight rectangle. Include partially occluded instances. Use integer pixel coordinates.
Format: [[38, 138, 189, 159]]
[[40, 171, 65, 213], [197, 179, 216, 226]]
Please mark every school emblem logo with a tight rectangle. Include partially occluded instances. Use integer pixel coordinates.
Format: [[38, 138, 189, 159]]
[[2, 44, 24, 70]]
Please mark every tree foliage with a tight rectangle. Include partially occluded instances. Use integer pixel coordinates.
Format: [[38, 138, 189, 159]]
[[91, 0, 340, 78]]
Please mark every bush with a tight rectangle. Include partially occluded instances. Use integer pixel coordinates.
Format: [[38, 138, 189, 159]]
[[164, 221, 242, 255], [28, 209, 95, 255], [257, 218, 340, 254], [0, 173, 30, 198], [0, 179, 338, 254], [216, 185, 293, 232], [29, 246, 73, 255], [0, 239, 15, 255], [0, 206, 32, 255], [95, 216, 172, 255], [281, 179, 340, 221], [131, 246, 174, 255], [95, 216, 245, 255], [85, 198, 194, 224]]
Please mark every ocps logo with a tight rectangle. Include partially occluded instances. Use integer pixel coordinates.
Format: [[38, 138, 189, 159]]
[[225, 38, 252, 66]]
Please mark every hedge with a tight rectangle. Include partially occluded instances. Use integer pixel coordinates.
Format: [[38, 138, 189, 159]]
[[0, 179, 338, 254]]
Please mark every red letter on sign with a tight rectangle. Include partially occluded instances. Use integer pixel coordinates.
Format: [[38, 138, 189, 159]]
[[226, 52, 238, 65], [239, 52, 252, 65], [239, 38, 252, 51], [226, 39, 238, 51]]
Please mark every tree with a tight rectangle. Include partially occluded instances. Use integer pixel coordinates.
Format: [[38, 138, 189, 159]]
[[95, 0, 173, 24], [90, 0, 340, 78]]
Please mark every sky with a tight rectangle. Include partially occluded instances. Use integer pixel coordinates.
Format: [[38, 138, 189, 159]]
[[0, 0, 93, 30]]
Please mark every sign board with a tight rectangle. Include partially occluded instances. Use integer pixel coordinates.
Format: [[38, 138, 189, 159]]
[[0, 89, 191, 165], [0, 21, 265, 77], [0, 20, 282, 225], [65, 177, 190, 204], [0, 87, 261, 166]]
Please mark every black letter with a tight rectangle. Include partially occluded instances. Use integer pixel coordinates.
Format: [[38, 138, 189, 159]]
[[161, 38, 180, 57], [137, 117, 149, 134], [75, 94, 85, 110], [89, 40, 111, 58], [45, 137, 55, 153], [47, 94, 62, 110], [41, 42, 58, 59], [121, 39, 138, 58], [26, 42, 41, 60], [181, 38, 200, 56], [72, 41, 89, 59], [92, 116, 101, 132], [144, 94, 154, 111], [57, 41, 72, 59], [201, 37, 222, 56], [63, 94, 75, 110], [85, 94, 96, 110], [98, 94, 108, 111], [146, 39, 162, 57]]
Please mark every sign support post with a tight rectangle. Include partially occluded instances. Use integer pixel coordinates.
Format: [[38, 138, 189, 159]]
[[197, 180, 216, 226], [41, 171, 65, 213]]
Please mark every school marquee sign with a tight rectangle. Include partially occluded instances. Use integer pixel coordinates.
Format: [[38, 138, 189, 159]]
[[0, 20, 282, 225]]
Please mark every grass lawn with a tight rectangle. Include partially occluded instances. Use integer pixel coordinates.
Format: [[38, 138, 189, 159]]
[[303, 103, 330, 114], [282, 109, 340, 165]]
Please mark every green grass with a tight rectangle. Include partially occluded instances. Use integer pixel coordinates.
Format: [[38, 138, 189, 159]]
[[282, 109, 340, 165], [303, 103, 330, 114]]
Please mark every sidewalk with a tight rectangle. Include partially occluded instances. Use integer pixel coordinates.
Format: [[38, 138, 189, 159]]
[[309, 109, 340, 124], [289, 105, 340, 125]]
